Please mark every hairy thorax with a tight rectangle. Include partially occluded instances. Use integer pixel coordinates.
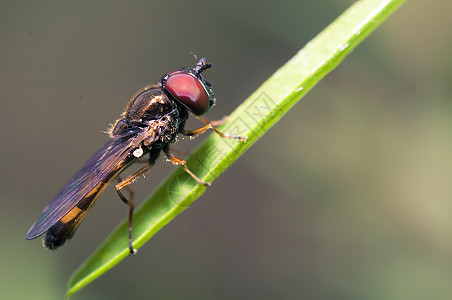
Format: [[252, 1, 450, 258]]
[[109, 85, 186, 149]]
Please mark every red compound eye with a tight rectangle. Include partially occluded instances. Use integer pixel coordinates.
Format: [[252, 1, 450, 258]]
[[165, 73, 210, 115]]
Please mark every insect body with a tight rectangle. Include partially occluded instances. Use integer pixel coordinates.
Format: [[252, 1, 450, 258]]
[[26, 58, 245, 254]]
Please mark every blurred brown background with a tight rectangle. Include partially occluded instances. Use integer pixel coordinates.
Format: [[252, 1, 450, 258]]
[[1, 0, 451, 299]]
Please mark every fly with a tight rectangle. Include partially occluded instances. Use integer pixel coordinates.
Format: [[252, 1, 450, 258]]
[[26, 58, 246, 254]]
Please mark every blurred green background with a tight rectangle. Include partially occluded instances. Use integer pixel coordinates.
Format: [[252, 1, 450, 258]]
[[1, 0, 451, 299]]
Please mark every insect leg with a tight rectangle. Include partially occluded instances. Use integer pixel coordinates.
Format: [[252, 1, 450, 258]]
[[180, 123, 247, 141], [163, 149, 211, 187], [196, 115, 229, 127], [115, 162, 155, 255]]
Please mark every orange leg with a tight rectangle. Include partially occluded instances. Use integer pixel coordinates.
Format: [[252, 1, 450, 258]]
[[181, 123, 247, 141], [197, 115, 229, 127], [115, 162, 155, 255], [164, 149, 211, 187]]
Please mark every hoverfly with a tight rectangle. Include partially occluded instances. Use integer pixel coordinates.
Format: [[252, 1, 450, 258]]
[[26, 58, 246, 254]]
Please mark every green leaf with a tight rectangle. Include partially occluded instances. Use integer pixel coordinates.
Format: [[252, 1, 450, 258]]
[[67, 0, 407, 297]]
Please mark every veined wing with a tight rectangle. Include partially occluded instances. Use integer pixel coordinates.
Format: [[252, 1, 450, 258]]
[[26, 127, 151, 239]]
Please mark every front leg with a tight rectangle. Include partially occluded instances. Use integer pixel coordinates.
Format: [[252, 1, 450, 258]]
[[180, 118, 247, 141], [196, 115, 229, 127]]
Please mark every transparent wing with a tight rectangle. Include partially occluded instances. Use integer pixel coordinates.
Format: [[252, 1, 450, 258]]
[[26, 127, 151, 239]]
